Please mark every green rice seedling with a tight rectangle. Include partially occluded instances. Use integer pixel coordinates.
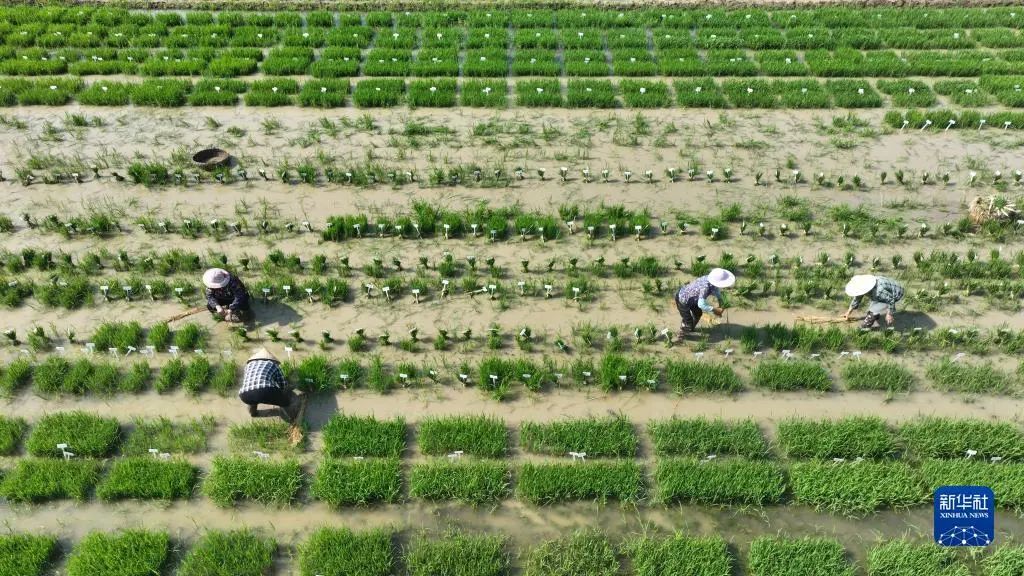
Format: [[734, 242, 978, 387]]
[[77, 81, 131, 105], [517, 461, 645, 504], [464, 49, 508, 77], [322, 413, 405, 457], [525, 530, 617, 576], [751, 360, 831, 391], [612, 49, 658, 76], [722, 79, 778, 108], [776, 79, 830, 108], [409, 460, 510, 504], [130, 79, 189, 106], [313, 48, 361, 78], [841, 360, 914, 392], [35, 275, 91, 309], [620, 80, 671, 107], [27, 411, 119, 457], [0, 415, 26, 454], [748, 537, 854, 576], [294, 354, 337, 393], [789, 461, 929, 516], [261, 46, 313, 75], [363, 48, 413, 76], [123, 416, 214, 455], [624, 534, 732, 576], [0, 534, 58, 576], [674, 78, 728, 107], [777, 416, 898, 460], [663, 360, 742, 394], [30, 356, 69, 394], [656, 458, 785, 505], [91, 321, 143, 353], [758, 50, 808, 76], [517, 79, 562, 106], [0, 458, 102, 502], [182, 356, 211, 394], [521, 416, 636, 457], [204, 456, 302, 507], [933, 80, 991, 106], [564, 50, 609, 76], [353, 79, 404, 107], [66, 530, 169, 576], [877, 79, 936, 107], [515, 28, 559, 49], [311, 457, 401, 506], [0, 358, 33, 396], [920, 460, 1024, 509], [173, 323, 205, 350], [406, 532, 509, 576], [16, 78, 82, 105], [206, 55, 258, 77], [146, 322, 171, 351], [413, 49, 460, 77], [899, 417, 1024, 460], [648, 417, 768, 458], [155, 357, 185, 393], [867, 540, 967, 576], [299, 527, 394, 576], [982, 545, 1024, 576], [408, 78, 457, 107], [228, 420, 298, 453], [178, 529, 275, 576], [566, 79, 617, 108], [513, 49, 560, 76], [927, 359, 1016, 395], [827, 79, 883, 108], [208, 362, 236, 396], [418, 415, 507, 457], [96, 457, 197, 501], [299, 79, 348, 107]]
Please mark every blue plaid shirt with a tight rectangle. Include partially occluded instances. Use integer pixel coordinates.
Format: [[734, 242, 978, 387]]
[[240, 359, 286, 394], [850, 276, 904, 312], [677, 276, 720, 310]]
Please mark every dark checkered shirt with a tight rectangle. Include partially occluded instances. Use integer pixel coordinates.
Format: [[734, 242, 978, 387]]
[[240, 359, 286, 394], [850, 276, 904, 312]]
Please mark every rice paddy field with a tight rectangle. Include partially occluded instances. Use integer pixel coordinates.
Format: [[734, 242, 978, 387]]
[[4, 1, 1024, 575]]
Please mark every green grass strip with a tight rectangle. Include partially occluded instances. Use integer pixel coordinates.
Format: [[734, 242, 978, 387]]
[[663, 360, 743, 394], [0, 415, 27, 455], [26, 411, 120, 458], [748, 537, 854, 576], [203, 456, 302, 507], [0, 458, 101, 503], [751, 360, 831, 391], [789, 461, 929, 516], [122, 416, 215, 455], [841, 360, 915, 392], [517, 461, 644, 504], [298, 527, 394, 576], [982, 546, 1024, 576], [777, 416, 898, 460], [417, 415, 507, 458], [656, 458, 785, 506], [899, 417, 1024, 460], [624, 534, 732, 576], [406, 532, 508, 576], [520, 416, 637, 457], [867, 540, 968, 576], [409, 460, 510, 504], [920, 460, 1024, 510], [647, 417, 768, 458], [95, 457, 197, 501], [178, 529, 275, 576], [927, 359, 1017, 395], [0, 534, 58, 576], [228, 420, 301, 453], [525, 530, 617, 576], [66, 530, 169, 576], [322, 413, 406, 458], [311, 457, 401, 506]]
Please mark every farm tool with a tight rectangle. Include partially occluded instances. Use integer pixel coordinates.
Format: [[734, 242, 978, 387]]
[[165, 306, 206, 323], [796, 315, 859, 325]]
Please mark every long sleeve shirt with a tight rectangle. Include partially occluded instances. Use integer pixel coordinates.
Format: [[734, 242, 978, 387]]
[[239, 359, 286, 394], [849, 276, 905, 313], [206, 274, 250, 311], [676, 276, 720, 313]]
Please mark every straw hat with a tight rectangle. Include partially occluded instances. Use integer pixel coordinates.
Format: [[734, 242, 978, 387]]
[[248, 348, 278, 362], [845, 275, 877, 297], [707, 268, 736, 288], [202, 268, 230, 289]]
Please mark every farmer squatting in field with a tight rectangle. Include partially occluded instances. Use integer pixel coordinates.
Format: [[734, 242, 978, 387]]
[[674, 268, 735, 338], [843, 274, 906, 329], [203, 268, 251, 323], [239, 348, 299, 420]]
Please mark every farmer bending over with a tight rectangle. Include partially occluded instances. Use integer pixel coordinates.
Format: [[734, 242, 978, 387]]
[[203, 268, 251, 322], [240, 348, 298, 420], [844, 274, 905, 329], [675, 268, 735, 338]]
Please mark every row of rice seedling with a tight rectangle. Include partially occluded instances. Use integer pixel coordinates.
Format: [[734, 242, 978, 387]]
[[13, 355, 231, 396], [655, 458, 786, 505]]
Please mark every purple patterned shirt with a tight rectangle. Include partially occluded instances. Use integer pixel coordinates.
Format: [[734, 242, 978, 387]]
[[676, 276, 720, 309]]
